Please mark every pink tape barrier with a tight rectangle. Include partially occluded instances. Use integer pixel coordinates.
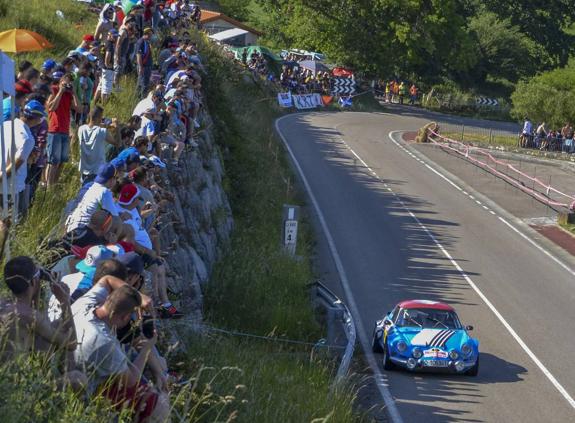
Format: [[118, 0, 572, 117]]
[[427, 129, 575, 210]]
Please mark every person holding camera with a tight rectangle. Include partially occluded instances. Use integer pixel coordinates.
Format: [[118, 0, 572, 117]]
[[72, 282, 170, 423], [0, 256, 87, 391], [46, 73, 79, 188]]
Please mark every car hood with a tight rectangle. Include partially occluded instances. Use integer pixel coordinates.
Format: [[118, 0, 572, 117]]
[[396, 328, 469, 350]]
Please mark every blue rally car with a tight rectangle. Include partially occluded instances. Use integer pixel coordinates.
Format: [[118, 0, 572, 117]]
[[372, 300, 479, 376]]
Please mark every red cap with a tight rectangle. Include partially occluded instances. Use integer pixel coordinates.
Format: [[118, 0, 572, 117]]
[[83, 34, 95, 42], [15, 79, 32, 94], [118, 183, 141, 206]]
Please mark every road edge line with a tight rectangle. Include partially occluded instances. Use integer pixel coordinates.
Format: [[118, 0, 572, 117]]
[[275, 114, 404, 423]]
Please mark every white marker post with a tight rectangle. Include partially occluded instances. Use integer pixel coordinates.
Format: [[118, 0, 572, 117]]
[[282, 204, 300, 256]]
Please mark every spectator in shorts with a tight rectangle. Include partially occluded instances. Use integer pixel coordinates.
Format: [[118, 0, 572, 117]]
[[46, 73, 79, 187], [117, 183, 182, 318], [95, 3, 116, 42], [78, 106, 120, 183], [72, 283, 170, 422], [97, 29, 119, 103]]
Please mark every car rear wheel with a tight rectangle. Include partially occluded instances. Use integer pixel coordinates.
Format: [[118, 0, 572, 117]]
[[466, 356, 479, 376], [372, 330, 384, 353], [383, 343, 395, 370]]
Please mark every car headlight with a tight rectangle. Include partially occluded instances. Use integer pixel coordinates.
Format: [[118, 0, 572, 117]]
[[449, 350, 459, 360], [461, 343, 472, 357], [396, 340, 407, 353], [412, 347, 423, 359]]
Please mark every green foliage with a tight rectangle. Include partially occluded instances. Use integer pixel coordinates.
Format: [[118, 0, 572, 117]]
[[215, 0, 251, 21], [467, 11, 539, 83], [511, 66, 575, 128]]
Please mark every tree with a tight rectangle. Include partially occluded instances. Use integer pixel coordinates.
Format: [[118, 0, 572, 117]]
[[467, 11, 540, 83]]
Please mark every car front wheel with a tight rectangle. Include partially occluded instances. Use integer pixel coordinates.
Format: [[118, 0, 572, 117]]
[[383, 343, 395, 370], [466, 356, 479, 376]]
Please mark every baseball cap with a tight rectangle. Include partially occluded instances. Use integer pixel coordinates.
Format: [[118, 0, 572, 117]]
[[51, 71, 64, 81], [109, 28, 119, 37], [42, 59, 57, 71], [118, 183, 141, 206], [143, 27, 154, 35], [117, 252, 144, 275], [23, 100, 47, 118], [83, 34, 95, 43], [76, 245, 115, 275], [95, 163, 117, 184], [14, 79, 32, 94]]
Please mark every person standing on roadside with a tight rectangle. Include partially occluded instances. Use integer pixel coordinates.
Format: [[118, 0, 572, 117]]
[[46, 73, 79, 187], [409, 84, 418, 105], [114, 21, 135, 89], [136, 27, 155, 99]]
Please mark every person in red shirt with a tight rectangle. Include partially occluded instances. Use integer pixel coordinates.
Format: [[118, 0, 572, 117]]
[[46, 72, 79, 187]]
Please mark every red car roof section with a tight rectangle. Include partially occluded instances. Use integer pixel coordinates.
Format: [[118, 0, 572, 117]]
[[399, 300, 455, 311]]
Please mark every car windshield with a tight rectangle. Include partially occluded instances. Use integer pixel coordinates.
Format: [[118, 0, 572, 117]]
[[395, 308, 461, 329]]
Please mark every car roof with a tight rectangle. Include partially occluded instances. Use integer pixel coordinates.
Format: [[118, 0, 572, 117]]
[[398, 299, 455, 312]]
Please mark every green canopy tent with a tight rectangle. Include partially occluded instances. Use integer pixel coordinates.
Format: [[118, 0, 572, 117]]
[[228, 46, 282, 63]]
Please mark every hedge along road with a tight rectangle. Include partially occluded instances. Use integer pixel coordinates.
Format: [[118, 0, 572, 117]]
[[275, 112, 575, 422]]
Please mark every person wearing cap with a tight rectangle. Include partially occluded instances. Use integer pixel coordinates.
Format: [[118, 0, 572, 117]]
[[78, 105, 120, 184], [47, 245, 115, 322], [117, 183, 181, 318], [136, 27, 155, 99], [0, 100, 46, 216], [65, 163, 122, 233], [46, 73, 79, 188], [41, 59, 57, 80]]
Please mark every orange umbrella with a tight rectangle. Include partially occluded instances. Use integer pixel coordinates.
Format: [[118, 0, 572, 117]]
[[0, 29, 53, 53]]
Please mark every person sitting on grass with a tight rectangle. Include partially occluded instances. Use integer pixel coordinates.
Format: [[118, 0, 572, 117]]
[[72, 283, 170, 423], [0, 256, 87, 391]]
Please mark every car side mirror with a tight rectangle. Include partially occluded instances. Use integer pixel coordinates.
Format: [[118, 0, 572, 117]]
[[465, 325, 474, 331], [384, 319, 392, 326]]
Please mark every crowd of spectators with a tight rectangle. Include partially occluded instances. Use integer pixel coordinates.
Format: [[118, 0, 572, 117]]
[[279, 67, 332, 95], [520, 118, 575, 153], [0, 2, 207, 422], [375, 79, 418, 105]]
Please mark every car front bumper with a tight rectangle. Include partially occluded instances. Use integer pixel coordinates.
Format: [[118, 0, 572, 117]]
[[390, 356, 477, 373]]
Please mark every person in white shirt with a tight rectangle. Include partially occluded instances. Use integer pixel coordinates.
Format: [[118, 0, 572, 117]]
[[65, 163, 121, 232], [117, 183, 182, 318], [0, 100, 46, 215]]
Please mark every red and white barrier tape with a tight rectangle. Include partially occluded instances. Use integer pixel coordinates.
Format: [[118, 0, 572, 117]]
[[427, 129, 575, 210]]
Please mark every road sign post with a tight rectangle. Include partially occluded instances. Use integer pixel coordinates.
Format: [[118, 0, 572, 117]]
[[282, 205, 300, 256]]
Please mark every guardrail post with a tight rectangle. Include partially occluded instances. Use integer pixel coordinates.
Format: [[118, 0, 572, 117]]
[[282, 204, 300, 256], [461, 125, 465, 142], [489, 129, 493, 145]]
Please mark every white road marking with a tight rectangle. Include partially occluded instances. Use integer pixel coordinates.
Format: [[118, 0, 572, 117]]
[[381, 131, 575, 409], [275, 117, 405, 423]]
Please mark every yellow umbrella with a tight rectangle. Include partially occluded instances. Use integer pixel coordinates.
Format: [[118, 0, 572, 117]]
[[0, 29, 53, 53]]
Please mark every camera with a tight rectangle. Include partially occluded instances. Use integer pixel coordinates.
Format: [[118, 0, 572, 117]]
[[63, 83, 73, 90], [117, 316, 156, 344]]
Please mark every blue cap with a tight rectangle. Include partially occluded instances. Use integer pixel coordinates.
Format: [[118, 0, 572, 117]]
[[42, 59, 57, 70], [117, 252, 144, 275], [94, 163, 117, 184], [23, 100, 46, 118], [52, 71, 64, 81]]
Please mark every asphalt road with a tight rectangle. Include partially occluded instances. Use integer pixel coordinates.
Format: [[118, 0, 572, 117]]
[[276, 112, 575, 422]]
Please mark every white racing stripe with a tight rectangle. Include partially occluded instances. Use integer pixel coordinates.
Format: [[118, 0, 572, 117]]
[[275, 116, 405, 423]]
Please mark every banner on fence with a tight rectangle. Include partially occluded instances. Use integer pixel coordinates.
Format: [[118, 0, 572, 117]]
[[277, 92, 293, 108], [339, 96, 353, 108], [293, 93, 323, 109]]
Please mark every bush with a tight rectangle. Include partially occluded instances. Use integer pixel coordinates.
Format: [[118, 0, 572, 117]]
[[511, 66, 575, 128]]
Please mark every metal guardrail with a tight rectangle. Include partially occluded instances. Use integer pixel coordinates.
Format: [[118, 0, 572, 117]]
[[311, 281, 356, 385]]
